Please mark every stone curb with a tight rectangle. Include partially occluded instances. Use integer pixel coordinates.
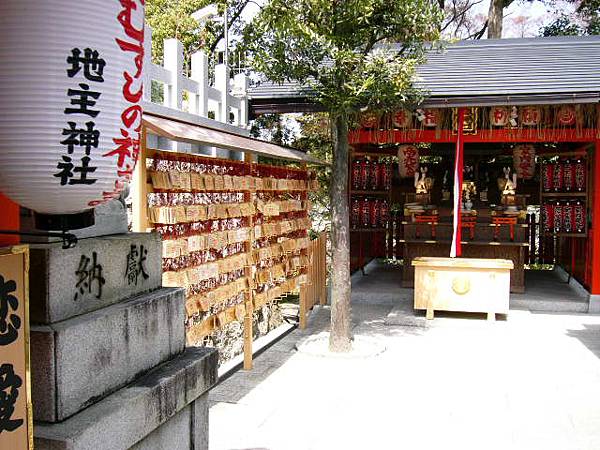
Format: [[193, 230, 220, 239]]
[[34, 346, 218, 450]]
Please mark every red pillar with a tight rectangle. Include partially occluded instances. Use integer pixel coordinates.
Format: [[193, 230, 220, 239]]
[[591, 140, 600, 295], [0, 193, 20, 246]]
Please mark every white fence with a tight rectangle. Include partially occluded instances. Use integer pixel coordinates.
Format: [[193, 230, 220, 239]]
[[143, 25, 249, 128]]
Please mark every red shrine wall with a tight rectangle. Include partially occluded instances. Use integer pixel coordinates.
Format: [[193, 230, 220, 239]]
[[0, 193, 19, 246], [591, 140, 600, 295]]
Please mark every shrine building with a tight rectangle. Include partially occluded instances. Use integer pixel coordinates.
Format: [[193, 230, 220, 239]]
[[248, 36, 600, 312]]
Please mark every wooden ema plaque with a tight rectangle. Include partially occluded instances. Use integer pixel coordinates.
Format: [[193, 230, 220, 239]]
[[0, 245, 32, 449]]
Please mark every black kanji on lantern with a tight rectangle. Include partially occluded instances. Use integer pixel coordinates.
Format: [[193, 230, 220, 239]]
[[74, 252, 105, 301], [125, 244, 149, 286], [54, 155, 97, 185], [0, 363, 23, 433], [67, 48, 106, 82], [0, 275, 21, 347], [60, 121, 100, 155], [64, 83, 101, 117]]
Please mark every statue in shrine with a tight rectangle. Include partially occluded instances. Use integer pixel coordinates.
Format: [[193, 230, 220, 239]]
[[462, 181, 477, 210], [414, 166, 434, 204], [497, 167, 518, 206]]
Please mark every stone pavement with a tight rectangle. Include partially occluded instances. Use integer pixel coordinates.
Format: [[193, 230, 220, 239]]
[[209, 263, 600, 450]]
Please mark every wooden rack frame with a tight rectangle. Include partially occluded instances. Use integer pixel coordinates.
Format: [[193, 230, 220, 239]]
[[133, 142, 326, 370]]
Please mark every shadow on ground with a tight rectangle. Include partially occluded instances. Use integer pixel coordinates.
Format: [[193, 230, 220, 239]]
[[567, 324, 600, 360]]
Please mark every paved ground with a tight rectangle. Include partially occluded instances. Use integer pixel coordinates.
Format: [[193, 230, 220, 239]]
[[209, 263, 600, 450]]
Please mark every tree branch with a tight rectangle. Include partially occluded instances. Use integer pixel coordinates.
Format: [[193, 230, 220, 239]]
[[209, 0, 252, 54], [468, 19, 488, 39]]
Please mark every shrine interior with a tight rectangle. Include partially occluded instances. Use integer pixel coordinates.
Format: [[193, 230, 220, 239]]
[[350, 137, 596, 300]]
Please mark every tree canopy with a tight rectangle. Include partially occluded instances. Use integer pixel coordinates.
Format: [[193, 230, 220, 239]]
[[243, 0, 443, 116], [243, 0, 443, 352], [541, 0, 600, 36], [146, 0, 254, 69]]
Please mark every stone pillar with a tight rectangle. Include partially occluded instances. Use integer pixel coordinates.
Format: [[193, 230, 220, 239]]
[[28, 232, 218, 449], [214, 63, 230, 124]]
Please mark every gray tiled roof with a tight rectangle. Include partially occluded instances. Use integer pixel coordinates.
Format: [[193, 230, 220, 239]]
[[249, 36, 600, 108]]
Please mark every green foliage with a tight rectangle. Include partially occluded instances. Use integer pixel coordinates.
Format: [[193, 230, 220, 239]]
[[539, 0, 600, 36], [293, 114, 333, 232], [243, 0, 444, 117], [146, 0, 253, 70], [541, 14, 583, 36], [250, 114, 294, 145], [579, 0, 600, 35], [147, 0, 215, 66]]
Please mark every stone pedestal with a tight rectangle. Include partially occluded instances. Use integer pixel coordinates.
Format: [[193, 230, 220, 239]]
[[30, 232, 218, 449], [20, 199, 129, 242]]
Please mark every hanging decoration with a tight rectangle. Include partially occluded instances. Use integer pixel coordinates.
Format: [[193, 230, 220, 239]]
[[360, 111, 378, 129], [509, 106, 519, 127], [0, 0, 145, 221], [416, 109, 438, 128], [453, 108, 478, 134], [397, 145, 419, 178], [490, 107, 509, 127], [513, 145, 536, 179], [149, 152, 313, 345], [392, 109, 412, 129], [557, 105, 576, 126], [520, 106, 542, 126]]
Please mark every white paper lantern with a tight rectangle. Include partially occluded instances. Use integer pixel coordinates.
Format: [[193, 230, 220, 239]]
[[398, 145, 419, 178], [392, 109, 412, 129], [513, 145, 536, 179], [0, 0, 145, 217]]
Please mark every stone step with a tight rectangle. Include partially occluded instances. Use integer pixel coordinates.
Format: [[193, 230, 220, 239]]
[[34, 346, 218, 450], [31, 287, 185, 422], [510, 298, 589, 313], [29, 232, 162, 324]]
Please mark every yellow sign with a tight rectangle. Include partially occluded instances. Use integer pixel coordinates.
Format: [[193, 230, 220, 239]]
[[0, 246, 32, 450]]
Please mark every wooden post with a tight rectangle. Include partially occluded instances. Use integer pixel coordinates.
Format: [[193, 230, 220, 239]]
[[298, 162, 310, 328], [132, 126, 149, 233], [243, 154, 254, 370], [299, 284, 307, 329], [591, 140, 600, 295]]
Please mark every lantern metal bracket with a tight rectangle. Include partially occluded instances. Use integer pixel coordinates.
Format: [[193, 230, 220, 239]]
[[0, 230, 78, 249]]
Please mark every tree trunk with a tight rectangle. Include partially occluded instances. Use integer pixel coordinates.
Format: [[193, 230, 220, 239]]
[[329, 112, 352, 352], [487, 0, 503, 39]]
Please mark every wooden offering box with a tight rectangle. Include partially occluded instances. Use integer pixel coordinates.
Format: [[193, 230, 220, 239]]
[[412, 257, 513, 321]]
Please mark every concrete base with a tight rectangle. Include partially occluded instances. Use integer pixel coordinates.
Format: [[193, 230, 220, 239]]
[[20, 199, 128, 241], [510, 268, 590, 313], [29, 232, 162, 324], [588, 295, 600, 314], [385, 303, 432, 328], [31, 287, 185, 422], [34, 347, 217, 450], [131, 394, 209, 450]]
